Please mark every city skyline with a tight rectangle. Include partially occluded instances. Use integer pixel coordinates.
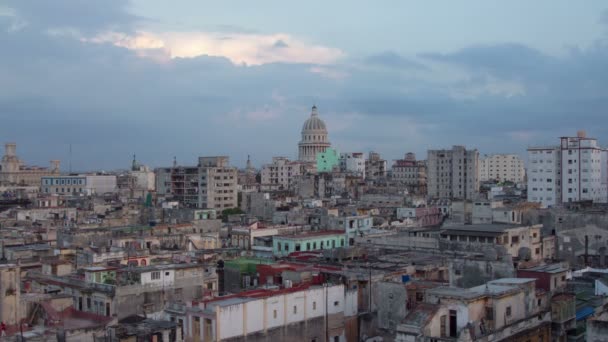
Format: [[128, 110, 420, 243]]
[[1, 1, 608, 170]]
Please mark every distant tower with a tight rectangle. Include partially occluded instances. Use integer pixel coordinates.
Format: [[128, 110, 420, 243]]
[[246, 155, 253, 171], [298, 105, 331, 162]]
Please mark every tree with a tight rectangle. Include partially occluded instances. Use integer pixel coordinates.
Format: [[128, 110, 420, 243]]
[[221, 207, 244, 221]]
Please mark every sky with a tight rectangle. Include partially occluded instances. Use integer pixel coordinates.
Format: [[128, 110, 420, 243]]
[[1, 1, 608, 170]]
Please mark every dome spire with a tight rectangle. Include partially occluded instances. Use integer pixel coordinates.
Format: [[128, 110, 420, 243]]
[[311, 105, 318, 117]]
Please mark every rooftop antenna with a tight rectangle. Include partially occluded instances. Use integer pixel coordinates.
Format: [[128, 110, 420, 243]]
[[69, 143, 72, 173]]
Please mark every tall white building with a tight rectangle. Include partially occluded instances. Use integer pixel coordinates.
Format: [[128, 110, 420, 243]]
[[479, 154, 525, 183], [339, 152, 365, 177], [427, 145, 479, 199], [528, 131, 608, 207], [260, 157, 305, 191]]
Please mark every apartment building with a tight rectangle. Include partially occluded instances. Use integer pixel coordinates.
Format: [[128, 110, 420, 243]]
[[365, 151, 388, 179], [260, 157, 304, 191], [527, 131, 608, 208], [41, 174, 117, 195], [391, 152, 427, 194], [427, 145, 479, 199], [340, 152, 366, 178], [156, 156, 238, 210], [479, 154, 525, 183]]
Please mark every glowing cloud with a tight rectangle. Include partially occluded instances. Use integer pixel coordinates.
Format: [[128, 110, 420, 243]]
[[87, 31, 345, 66]]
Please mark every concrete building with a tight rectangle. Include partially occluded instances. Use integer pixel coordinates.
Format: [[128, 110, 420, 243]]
[[260, 157, 304, 191], [427, 145, 479, 200], [41, 174, 117, 195], [273, 230, 346, 257], [317, 148, 340, 173], [340, 152, 365, 178], [117, 155, 156, 198], [440, 223, 544, 262], [0, 264, 21, 326], [330, 214, 373, 246], [184, 283, 357, 342], [156, 156, 238, 210], [391, 153, 427, 194], [28, 263, 217, 320], [298, 105, 331, 162], [479, 153, 525, 183], [527, 131, 608, 208], [396, 278, 551, 342], [0, 143, 60, 186], [365, 151, 388, 179]]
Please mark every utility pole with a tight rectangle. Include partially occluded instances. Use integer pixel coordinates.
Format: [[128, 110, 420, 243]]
[[325, 283, 329, 342]]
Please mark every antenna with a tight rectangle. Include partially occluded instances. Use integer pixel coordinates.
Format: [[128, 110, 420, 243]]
[[69, 143, 72, 173]]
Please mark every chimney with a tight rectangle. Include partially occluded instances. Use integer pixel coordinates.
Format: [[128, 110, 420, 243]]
[[577, 130, 586, 138]]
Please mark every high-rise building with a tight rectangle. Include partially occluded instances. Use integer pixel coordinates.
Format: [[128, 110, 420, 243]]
[[156, 156, 238, 210], [527, 131, 607, 208], [391, 153, 427, 194], [298, 105, 331, 162], [427, 146, 479, 199], [479, 154, 525, 183]]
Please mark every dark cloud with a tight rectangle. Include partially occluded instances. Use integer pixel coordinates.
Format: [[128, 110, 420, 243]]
[[1, 1, 608, 169], [273, 39, 289, 48], [7, 0, 140, 33], [364, 51, 428, 70]]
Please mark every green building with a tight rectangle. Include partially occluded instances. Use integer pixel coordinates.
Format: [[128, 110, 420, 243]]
[[316, 148, 340, 173], [273, 230, 346, 257]]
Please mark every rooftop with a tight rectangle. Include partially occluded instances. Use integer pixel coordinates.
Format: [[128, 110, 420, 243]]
[[441, 223, 523, 233], [520, 264, 569, 274], [276, 230, 345, 240]]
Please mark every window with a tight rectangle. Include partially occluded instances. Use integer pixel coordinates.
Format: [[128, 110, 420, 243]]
[[151, 271, 160, 280], [506, 306, 512, 317], [273, 310, 277, 319], [165, 272, 170, 276], [334, 301, 339, 306], [313, 302, 317, 310], [293, 306, 297, 314]]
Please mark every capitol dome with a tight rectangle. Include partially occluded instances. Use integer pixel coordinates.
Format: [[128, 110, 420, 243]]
[[302, 106, 327, 132], [298, 105, 331, 162]]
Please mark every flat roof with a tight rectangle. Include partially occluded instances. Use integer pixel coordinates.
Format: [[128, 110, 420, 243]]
[[441, 223, 524, 234], [275, 230, 345, 240], [519, 264, 569, 274]]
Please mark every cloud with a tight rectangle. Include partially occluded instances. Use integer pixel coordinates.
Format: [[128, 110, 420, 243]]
[[86, 30, 345, 66], [273, 39, 289, 48], [309, 66, 349, 80], [7, 0, 140, 34], [1, 1, 608, 169], [365, 51, 428, 70]]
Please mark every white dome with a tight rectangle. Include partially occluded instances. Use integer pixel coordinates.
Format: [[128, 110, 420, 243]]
[[301, 106, 327, 133]]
